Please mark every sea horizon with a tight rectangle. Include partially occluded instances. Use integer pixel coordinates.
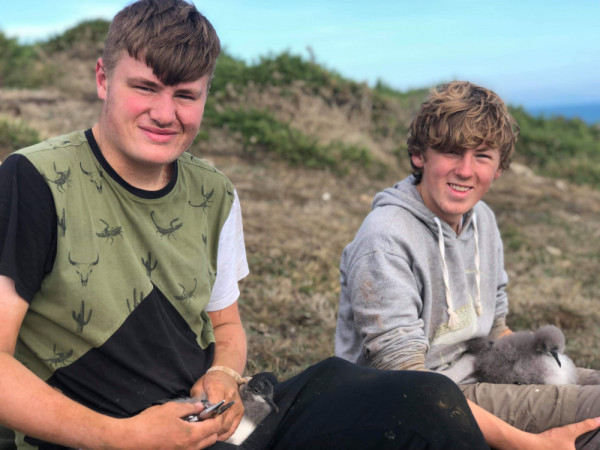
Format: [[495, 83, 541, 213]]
[[524, 102, 600, 125]]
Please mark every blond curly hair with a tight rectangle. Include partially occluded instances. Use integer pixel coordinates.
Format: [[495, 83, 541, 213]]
[[407, 81, 519, 184]]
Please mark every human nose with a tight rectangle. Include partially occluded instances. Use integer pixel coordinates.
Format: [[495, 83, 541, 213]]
[[149, 93, 177, 126], [454, 154, 474, 178]]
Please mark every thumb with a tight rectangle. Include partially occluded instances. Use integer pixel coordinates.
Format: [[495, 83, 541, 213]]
[[567, 417, 600, 438], [167, 400, 205, 418]]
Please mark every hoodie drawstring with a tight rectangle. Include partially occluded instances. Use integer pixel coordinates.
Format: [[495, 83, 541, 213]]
[[434, 217, 460, 330], [472, 214, 482, 316], [434, 214, 482, 331]]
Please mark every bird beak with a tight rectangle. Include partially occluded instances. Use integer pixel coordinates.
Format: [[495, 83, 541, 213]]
[[266, 397, 279, 414], [549, 350, 562, 368]]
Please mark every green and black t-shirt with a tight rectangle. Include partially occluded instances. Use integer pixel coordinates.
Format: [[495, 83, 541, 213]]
[[0, 129, 243, 447]]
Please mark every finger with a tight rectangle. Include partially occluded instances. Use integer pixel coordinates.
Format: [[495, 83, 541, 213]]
[[217, 423, 238, 442], [217, 404, 244, 440], [217, 417, 237, 440], [183, 419, 219, 448], [197, 433, 218, 449], [191, 421, 220, 448], [204, 384, 227, 404], [165, 400, 205, 419], [204, 372, 239, 400], [569, 417, 600, 437], [221, 399, 243, 422], [211, 413, 231, 440]]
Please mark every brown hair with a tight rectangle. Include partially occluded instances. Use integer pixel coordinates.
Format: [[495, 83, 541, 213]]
[[406, 81, 519, 184], [102, 0, 220, 85]]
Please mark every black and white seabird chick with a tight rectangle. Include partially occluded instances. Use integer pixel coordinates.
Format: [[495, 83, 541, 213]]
[[175, 372, 279, 445], [226, 372, 279, 445], [466, 324, 578, 385]]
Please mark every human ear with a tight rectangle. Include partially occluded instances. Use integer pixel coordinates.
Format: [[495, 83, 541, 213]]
[[411, 152, 425, 168], [96, 58, 108, 101]]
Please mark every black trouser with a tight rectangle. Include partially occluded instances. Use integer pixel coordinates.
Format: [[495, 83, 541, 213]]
[[212, 357, 488, 450], [0, 425, 15, 450]]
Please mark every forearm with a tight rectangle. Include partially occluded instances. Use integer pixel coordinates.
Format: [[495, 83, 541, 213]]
[[0, 352, 219, 449], [0, 352, 120, 449], [468, 399, 536, 449], [208, 303, 247, 377], [211, 321, 247, 375], [490, 316, 511, 338], [390, 352, 427, 371], [368, 335, 429, 372], [199, 305, 248, 440]]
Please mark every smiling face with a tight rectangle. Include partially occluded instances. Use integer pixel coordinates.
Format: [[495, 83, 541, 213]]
[[412, 145, 502, 232], [94, 53, 209, 187]]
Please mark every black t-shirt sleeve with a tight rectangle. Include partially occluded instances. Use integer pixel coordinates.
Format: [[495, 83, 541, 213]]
[[0, 154, 57, 302]]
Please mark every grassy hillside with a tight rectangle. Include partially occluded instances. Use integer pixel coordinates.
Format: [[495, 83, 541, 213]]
[[2, 22, 600, 378]]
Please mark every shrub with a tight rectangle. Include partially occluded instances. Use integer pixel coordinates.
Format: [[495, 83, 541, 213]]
[[40, 19, 109, 55], [0, 32, 49, 88], [212, 50, 365, 101], [205, 107, 373, 174], [0, 116, 40, 161], [510, 106, 600, 187]]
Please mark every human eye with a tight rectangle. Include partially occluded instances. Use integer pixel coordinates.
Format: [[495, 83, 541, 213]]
[[176, 90, 201, 101], [177, 94, 197, 101], [128, 78, 157, 93], [479, 148, 500, 159], [132, 84, 154, 93]]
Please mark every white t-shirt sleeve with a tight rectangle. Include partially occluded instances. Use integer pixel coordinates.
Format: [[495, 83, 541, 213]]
[[205, 190, 250, 312]]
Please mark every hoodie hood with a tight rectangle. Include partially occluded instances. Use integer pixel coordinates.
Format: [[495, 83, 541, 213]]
[[373, 176, 483, 329], [372, 176, 475, 239]]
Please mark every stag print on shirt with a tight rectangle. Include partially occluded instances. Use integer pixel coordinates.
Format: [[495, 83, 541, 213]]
[[68, 252, 99, 287], [80, 162, 104, 193]]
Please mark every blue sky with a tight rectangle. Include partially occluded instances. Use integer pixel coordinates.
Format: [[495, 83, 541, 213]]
[[2, 0, 599, 108]]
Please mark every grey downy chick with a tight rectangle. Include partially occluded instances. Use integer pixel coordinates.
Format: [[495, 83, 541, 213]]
[[226, 372, 279, 445], [466, 324, 578, 385]]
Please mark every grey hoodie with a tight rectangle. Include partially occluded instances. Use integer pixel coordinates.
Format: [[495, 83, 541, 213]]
[[335, 176, 509, 382]]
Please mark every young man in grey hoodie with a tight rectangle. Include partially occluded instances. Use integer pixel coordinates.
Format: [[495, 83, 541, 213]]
[[335, 80, 600, 448]]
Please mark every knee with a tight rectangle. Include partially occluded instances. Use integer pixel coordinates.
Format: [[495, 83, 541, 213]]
[[413, 372, 471, 413], [309, 356, 356, 375], [414, 371, 464, 397], [421, 370, 463, 392], [381, 370, 467, 408]]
